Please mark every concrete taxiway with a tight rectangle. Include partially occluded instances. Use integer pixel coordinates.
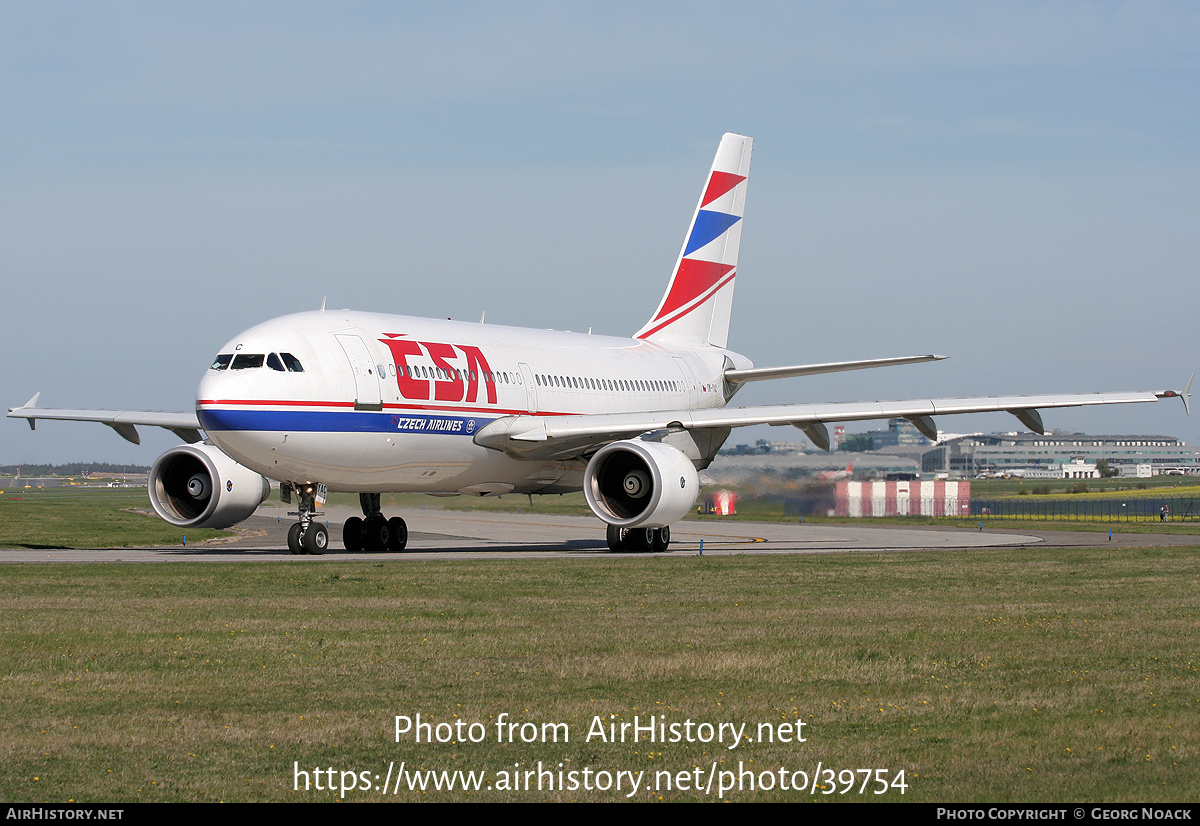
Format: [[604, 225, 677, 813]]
[[2, 505, 1195, 562]]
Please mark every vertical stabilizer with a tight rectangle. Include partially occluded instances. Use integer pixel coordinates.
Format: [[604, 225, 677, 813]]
[[635, 133, 752, 348]]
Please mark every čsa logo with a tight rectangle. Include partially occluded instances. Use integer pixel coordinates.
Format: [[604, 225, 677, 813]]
[[379, 336, 496, 405]]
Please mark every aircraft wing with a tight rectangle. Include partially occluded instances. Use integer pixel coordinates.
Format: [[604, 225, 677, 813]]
[[7, 394, 203, 445], [475, 384, 1191, 459]]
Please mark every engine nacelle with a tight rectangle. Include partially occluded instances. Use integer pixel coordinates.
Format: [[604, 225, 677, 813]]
[[584, 440, 700, 529], [149, 443, 271, 529]]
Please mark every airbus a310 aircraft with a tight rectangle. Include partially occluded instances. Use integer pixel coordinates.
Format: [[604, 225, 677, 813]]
[[10, 134, 1192, 555]]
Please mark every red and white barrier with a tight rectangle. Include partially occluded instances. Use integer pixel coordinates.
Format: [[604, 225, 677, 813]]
[[835, 480, 971, 517]]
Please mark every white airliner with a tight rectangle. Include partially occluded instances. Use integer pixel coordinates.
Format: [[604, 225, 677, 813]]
[[9, 134, 1192, 555]]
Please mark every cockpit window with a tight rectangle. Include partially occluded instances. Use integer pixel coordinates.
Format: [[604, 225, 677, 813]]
[[280, 352, 304, 372], [213, 351, 301, 371], [231, 354, 265, 370]]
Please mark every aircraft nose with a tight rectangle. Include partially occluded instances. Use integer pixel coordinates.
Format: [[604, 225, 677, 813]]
[[197, 367, 226, 400], [196, 361, 246, 406]]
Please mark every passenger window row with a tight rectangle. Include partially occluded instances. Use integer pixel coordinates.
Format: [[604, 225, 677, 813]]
[[535, 374, 678, 393], [391, 364, 517, 384]]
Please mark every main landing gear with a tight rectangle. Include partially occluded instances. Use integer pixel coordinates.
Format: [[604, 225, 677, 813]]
[[606, 525, 670, 553], [285, 483, 329, 556], [342, 493, 408, 553]]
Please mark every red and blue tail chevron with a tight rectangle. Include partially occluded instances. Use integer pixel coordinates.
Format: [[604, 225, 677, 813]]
[[636, 133, 752, 348]]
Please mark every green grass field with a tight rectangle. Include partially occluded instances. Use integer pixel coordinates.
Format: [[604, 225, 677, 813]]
[[970, 477, 1200, 498], [1, 546, 1196, 802], [5, 483, 1198, 553], [0, 488, 231, 549]]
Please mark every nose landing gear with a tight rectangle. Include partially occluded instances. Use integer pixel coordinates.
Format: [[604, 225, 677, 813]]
[[283, 482, 328, 555], [288, 521, 328, 555]]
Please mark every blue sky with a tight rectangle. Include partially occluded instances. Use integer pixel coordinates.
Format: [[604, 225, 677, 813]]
[[3, 1, 1198, 464]]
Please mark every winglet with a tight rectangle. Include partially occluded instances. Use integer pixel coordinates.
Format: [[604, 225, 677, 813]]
[[13, 392, 41, 430], [1157, 374, 1193, 416]]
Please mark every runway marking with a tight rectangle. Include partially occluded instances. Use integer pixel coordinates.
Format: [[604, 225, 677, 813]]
[[413, 513, 772, 546]]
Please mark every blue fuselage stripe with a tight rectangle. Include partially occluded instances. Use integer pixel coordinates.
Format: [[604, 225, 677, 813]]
[[198, 408, 496, 436]]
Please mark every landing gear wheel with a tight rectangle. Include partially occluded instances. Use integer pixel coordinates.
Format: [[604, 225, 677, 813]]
[[624, 528, 655, 554], [343, 517, 364, 552], [387, 516, 408, 552], [606, 525, 627, 553], [288, 523, 305, 555], [652, 526, 670, 552], [286, 480, 325, 557], [304, 523, 328, 555], [364, 516, 389, 553]]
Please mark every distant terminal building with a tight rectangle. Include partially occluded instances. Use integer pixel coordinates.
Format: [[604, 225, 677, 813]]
[[867, 418, 931, 449], [922, 433, 1200, 479], [724, 439, 806, 456]]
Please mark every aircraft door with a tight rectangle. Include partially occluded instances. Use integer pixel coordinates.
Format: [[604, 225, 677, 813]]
[[673, 356, 700, 408], [336, 334, 383, 411], [518, 362, 538, 413]]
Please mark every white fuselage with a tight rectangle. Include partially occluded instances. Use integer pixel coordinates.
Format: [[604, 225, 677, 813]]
[[196, 311, 749, 494]]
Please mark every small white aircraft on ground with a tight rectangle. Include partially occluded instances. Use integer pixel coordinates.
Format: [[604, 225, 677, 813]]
[[9, 134, 1192, 554]]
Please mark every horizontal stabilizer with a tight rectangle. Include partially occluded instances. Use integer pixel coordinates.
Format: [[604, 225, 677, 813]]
[[725, 354, 946, 384]]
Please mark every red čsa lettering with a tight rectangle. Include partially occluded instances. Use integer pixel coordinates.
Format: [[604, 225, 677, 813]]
[[378, 337, 497, 405], [422, 341, 462, 402], [379, 336, 429, 400]]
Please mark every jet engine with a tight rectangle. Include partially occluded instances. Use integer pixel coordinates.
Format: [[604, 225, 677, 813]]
[[149, 443, 271, 529], [584, 440, 700, 529]]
